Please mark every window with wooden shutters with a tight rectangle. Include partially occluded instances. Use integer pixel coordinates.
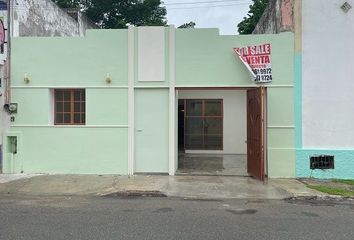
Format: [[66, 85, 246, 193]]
[[54, 89, 85, 125]]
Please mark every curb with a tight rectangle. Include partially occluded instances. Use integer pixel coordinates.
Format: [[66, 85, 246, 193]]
[[103, 190, 167, 198], [285, 195, 354, 201]]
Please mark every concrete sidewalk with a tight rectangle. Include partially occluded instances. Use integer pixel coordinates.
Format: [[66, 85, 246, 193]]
[[0, 174, 43, 184], [0, 174, 327, 200]]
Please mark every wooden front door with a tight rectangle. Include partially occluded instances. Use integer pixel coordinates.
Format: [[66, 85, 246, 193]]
[[247, 87, 266, 181]]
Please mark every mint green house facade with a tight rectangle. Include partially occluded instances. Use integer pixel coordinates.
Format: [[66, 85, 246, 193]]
[[2, 27, 295, 178]]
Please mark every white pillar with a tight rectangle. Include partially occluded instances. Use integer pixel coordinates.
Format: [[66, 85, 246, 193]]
[[168, 25, 176, 175], [127, 26, 135, 176]]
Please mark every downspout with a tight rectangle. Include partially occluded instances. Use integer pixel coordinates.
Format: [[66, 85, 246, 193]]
[[5, 0, 11, 105]]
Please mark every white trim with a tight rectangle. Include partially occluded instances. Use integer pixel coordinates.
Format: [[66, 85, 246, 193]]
[[11, 86, 129, 89], [264, 88, 268, 178], [175, 85, 294, 88], [168, 25, 176, 176], [267, 126, 295, 129], [268, 148, 296, 150], [127, 26, 135, 176], [134, 86, 169, 89], [48, 89, 54, 125], [11, 125, 128, 128], [185, 150, 224, 154], [266, 85, 294, 88]]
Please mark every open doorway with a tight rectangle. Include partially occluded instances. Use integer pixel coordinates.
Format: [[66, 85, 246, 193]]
[[177, 88, 266, 180], [177, 89, 248, 176]]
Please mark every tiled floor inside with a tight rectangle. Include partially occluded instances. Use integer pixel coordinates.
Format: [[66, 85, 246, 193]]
[[177, 153, 248, 176]]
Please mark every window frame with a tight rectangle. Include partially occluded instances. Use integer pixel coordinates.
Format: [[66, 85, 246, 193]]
[[54, 89, 86, 125], [184, 99, 224, 150]]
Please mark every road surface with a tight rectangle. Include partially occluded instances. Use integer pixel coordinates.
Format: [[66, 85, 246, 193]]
[[0, 194, 353, 240]]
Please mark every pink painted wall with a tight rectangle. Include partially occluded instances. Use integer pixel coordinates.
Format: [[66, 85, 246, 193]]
[[253, 0, 294, 34], [280, 0, 294, 32]]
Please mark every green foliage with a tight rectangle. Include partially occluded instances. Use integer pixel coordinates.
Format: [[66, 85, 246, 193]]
[[333, 179, 354, 186], [52, 0, 167, 29], [307, 185, 354, 197], [237, 0, 269, 35], [178, 21, 196, 29]]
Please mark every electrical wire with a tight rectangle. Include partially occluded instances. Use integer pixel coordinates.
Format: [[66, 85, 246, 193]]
[[5, 0, 252, 11], [163, 0, 250, 5], [167, 2, 250, 10]]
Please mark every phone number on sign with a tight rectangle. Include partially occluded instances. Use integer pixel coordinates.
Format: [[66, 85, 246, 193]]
[[252, 68, 272, 75], [255, 75, 272, 81]]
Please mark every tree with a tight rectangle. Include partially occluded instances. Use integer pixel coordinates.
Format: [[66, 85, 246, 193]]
[[237, 0, 269, 34], [178, 21, 196, 29], [52, 0, 167, 29]]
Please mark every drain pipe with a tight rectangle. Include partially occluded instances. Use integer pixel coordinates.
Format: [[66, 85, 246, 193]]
[[5, 0, 11, 104]]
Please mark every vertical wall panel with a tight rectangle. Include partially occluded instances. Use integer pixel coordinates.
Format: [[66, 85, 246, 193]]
[[138, 27, 165, 82]]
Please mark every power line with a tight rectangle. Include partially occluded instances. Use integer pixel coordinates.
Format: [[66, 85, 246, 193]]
[[163, 0, 250, 6], [6, 0, 251, 11], [167, 2, 250, 10]]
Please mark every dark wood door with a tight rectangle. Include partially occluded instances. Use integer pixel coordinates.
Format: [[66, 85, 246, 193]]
[[247, 87, 266, 181]]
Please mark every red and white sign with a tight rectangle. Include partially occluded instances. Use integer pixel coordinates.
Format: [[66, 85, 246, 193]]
[[234, 43, 272, 83], [0, 19, 4, 45]]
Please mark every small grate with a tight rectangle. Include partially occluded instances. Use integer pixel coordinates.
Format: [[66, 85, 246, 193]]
[[341, 2, 352, 13], [310, 155, 334, 170]]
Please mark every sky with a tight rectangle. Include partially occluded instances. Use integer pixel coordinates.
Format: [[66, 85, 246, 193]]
[[162, 0, 253, 35]]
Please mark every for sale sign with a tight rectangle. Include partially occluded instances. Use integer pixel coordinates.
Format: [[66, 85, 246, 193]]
[[233, 43, 272, 83]]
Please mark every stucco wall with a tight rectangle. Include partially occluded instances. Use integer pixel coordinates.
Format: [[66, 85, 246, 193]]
[[302, 0, 354, 148], [12, 0, 96, 37], [295, 0, 354, 179], [0, 0, 96, 155], [253, 0, 294, 34], [5, 30, 129, 174], [5, 27, 295, 177]]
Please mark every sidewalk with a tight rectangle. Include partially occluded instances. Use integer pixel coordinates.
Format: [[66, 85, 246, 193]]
[[0, 174, 43, 184], [0, 174, 328, 200]]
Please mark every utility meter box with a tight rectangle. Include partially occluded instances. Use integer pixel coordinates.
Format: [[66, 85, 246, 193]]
[[7, 136, 17, 154]]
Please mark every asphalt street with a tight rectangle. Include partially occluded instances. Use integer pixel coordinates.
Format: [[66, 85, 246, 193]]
[[0, 194, 353, 240]]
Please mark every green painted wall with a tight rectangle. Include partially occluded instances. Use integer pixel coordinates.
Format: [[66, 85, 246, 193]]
[[12, 30, 128, 87], [4, 128, 128, 174], [5, 27, 295, 177], [267, 87, 295, 177], [86, 89, 128, 126], [11, 89, 50, 125], [175, 29, 294, 87], [5, 30, 130, 174]]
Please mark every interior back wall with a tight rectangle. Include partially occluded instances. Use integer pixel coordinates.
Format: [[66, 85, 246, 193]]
[[178, 90, 246, 154]]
